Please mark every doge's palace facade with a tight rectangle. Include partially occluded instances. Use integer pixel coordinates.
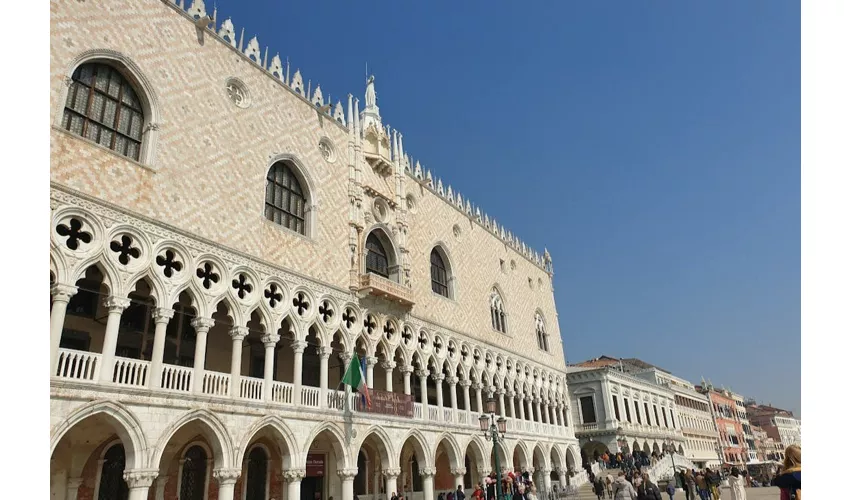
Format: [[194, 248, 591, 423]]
[[49, 1, 581, 500]]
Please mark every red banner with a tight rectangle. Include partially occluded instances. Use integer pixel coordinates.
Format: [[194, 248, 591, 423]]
[[306, 454, 324, 477], [357, 389, 414, 417]]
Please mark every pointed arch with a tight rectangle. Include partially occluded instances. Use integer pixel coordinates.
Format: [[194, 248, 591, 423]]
[[236, 415, 300, 470], [70, 256, 120, 297], [400, 428, 432, 468], [125, 270, 166, 307], [302, 422, 350, 469], [364, 224, 401, 282], [265, 153, 318, 238], [151, 408, 234, 471], [429, 242, 456, 299], [512, 440, 531, 470], [50, 400, 147, 469], [531, 442, 549, 470], [354, 425, 397, 470], [434, 432, 463, 470]]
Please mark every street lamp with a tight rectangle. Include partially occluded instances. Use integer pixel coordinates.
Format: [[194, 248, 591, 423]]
[[480, 396, 507, 500]]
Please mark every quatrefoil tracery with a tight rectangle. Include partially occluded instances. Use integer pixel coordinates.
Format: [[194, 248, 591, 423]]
[[342, 308, 356, 330], [156, 250, 183, 278], [364, 315, 377, 335], [319, 300, 334, 323], [196, 262, 220, 290], [231, 273, 253, 299], [292, 292, 310, 317], [109, 234, 141, 265], [56, 218, 92, 251], [264, 284, 283, 308]]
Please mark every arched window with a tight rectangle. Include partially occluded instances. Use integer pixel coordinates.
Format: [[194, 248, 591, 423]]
[[535, 313, 549, 352], [245, 446, 269, 500], [430, 248, 449, 297], [180, 445, 208, 500], [63, 63, 145, 161], [265, 161, 307, 234], [490, 288, 507, 333], [365, 232, 389, 278], [97, 443, 128, 500]]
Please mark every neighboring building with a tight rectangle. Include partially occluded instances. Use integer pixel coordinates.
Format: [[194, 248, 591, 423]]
[[747, 403, 802, 449], [697, 385, 747, 465], [731, 392, 758, 462], [632, 371, 720, 468], [566, 357, 685, 462], [49, 1, 581, 499]]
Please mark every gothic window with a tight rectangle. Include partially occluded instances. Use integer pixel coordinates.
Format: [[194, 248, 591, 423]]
[[63, 63, 145, 161], [535, 313, 549, 352], [98, 444, 129, 500], [180, 445, 208, 500], [245, 446, 269, 500], [490, 288, 507, 333], [365, 232, 389, 278], [265, 162, 307, 235], [430, 248, 449, 297]]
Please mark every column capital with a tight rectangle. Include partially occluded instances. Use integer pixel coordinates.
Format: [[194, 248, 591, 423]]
[[538, 467, 551, 475], [431, 373, 445, 383], [339, 352, 353, 365], [212, 468, 241, 485], [450, 467, 467, 476], [261, 333, 281, 347], [190, 316, 215, 331], [123, 468, 159, 489], [473, 382, 484, 391], [382, 467, 402, 478], [320, 346, 334, 359], [419, 466, 437, 478], [400, 364, 414, 374], [416, 369, 430, 379], [496, 388, 506, 396], [292, 339, 308, 354], [381, 360, 396, 371], [337, 468, 359, 481], [365, 355, 379, 367], [283, 469, 306, 482], [554, 467, 565, 476], [460, 379, 472, 388], [152, 307, 175, 323], [229, 325, 249, 341], [51, 284, 77, 301], [104, 295, 131, 312], [446, 376, 459, 386], [507, 390, 516, 398]]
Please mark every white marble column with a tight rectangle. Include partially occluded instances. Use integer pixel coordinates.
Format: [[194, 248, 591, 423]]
[[448, 376, 459, 412], [550, 404, 558, 426], [402, 365, 413, 395], [475, 383, 483, 414], [434, 374, 445, 419], [190, 317, 215, 394], [292, 339, 307, 404], [557, 468, 567, 488], [366, 355, 378, 389], [526, 396, 535, 422], [154, 476, 168, 500], [541, 400, 549, 424], [384, 468, 401, 498], [542, 468, 552, 498], [262, 333, 280, 401], [506, 391, 515, 418], [451, 467, 466, 490], [461, 379, 472, 414], [498, 389, 506, 418], [124, 469, 159, 500], [284, 469, 306, 500], [50, 284, 77, 375], [536, 398, 543, 424], [148, 307, 174, 389], [213, 469, 241, 500], [417, 370, 429, 409], [320, 346, 332, 407], [421, 467, 436, 500], [383, 360, 396, 392], [99, 296, 131, 383], [228, 326, 248, 398], [339, 469, 357, 500], [65, 477, 83, 500], [518, 392, 527, 420]]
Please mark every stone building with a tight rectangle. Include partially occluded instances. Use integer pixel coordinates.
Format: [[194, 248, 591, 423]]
[[565, 357, 686, 463], [49, 1, 582, 499], [696, 385, 748, 466], [746, 403, 801, 450]]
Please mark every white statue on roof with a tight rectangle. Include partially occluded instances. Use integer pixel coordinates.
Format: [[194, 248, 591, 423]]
[[365, 75, 377, 108]]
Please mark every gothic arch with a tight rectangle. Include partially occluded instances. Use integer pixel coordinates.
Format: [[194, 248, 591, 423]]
[[50, 400, 147, 470], [429, 242, 456, 299], [302, 422, 350, 469], [354, 425, 397, 470], [58, 48, 162, 167], [363, 224, 401, 282], [399, 429, 432, 468], [151, 408, 234, 472], [434, 432, 463, 470], [235, 415, 300, 470], [512, 440, 531, 471]]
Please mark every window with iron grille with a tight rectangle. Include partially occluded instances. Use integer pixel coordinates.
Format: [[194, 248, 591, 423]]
[[98, 444, 129, 500], [63, 63, 145, 161], [180, 445, 208, 500], [265, 162, 307, 234], [430, 248, 449, 297], [365, 232, 389, 278]]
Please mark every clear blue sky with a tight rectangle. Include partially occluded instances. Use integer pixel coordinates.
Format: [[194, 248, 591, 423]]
[[212, 0, 800, 416]]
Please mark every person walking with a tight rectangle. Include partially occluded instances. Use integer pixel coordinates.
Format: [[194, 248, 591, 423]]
[[472, 485, 485, 500], [727, 467, 747, 500], [606, 474, 614, 499], [636, 474, 662, 500], [683, 470, 698, 500], [594, 478, 606, 500], [772, 445, 801, 500], [613, 471, 637, 500], [665, 481, 676, 500]]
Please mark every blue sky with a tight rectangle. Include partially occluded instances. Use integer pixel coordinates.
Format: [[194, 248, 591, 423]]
[[211, 0, 800, 416]]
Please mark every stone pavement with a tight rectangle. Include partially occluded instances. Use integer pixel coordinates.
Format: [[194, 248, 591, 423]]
[[656, 487, 781, 499]]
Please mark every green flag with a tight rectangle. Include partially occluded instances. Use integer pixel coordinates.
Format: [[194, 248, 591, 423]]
[[341, 353, 371, 407]]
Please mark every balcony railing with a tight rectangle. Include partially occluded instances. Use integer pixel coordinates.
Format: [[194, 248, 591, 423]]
[[53, 348, 572, 438], [359, 273, 415, 306]]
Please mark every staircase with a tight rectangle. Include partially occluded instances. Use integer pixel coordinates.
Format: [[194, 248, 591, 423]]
[[647, 453, 696, 483]]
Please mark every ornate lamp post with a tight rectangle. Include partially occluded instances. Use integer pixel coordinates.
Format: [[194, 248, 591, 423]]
[[480, 396, 507, 500]]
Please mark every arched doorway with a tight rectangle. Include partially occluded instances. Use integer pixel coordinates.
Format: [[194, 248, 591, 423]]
[[303, 426, 348, 500], [399, 433, 430, 500], [355, 430, 392, 500]]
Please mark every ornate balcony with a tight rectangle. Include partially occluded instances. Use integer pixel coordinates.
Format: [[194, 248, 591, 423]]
[[358, 273, 414, 306]]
